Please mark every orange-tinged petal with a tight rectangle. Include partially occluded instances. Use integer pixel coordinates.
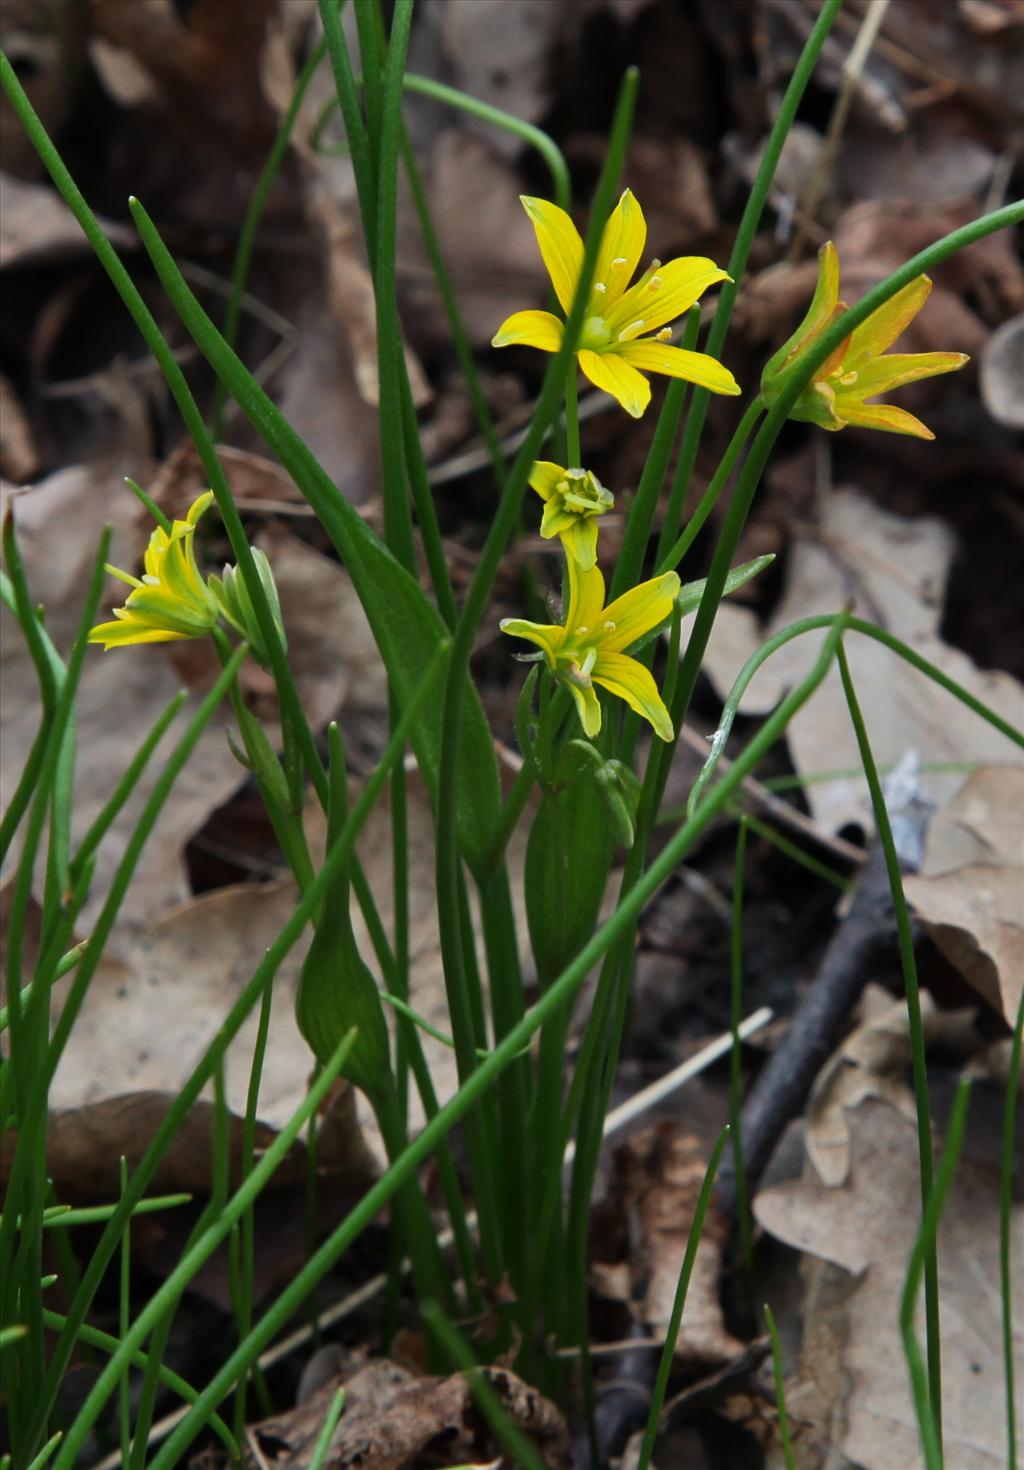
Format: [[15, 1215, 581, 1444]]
[[608, 256, 730, 336], [842, 351, 969, 397], [592, 189, 646, 310], [578, 349, 651, 418], [492, 310, 564, 352], [833, 400, 935, 439], [529, 460, 567, 501], [844, 276, 932, 368], [592, 651, 674, 741], [616, 341, 741, 396], [565, 556, 606, 632], [520, 196, 584, 315], [601, 571, 680, 652]]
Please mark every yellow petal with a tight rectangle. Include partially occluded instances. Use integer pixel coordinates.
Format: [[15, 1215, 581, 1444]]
[[560, 516, 599, 571], [499, 616, 565, 661], [616, 341, 741, 396], [520, 196, 584, 315], [844, 351, 969, 397], [565, 676, 602, 738], [844, 276, 932, 368], [608, 257, 730, 336], [762, 242, 842, 385], [186, 490, 215, 526], [88, 620, 191, 647], [578, 349, 651, 418], [592, 651, 674, 741], [529, 460, 567, 501], [602, 571, 680, 652], [833, 400, 935, 439], [593, 189, 646, 309], [539, 500, 576, 539], [493, 310, 564, 352], [565, 556, 606, 632]]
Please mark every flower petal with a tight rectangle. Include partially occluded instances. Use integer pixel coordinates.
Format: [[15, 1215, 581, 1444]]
[[843, 351, 969, 398], [564, 555, 606, 632], [616, 341, 741, 396], [88, 619, 191, 647], [492, 310, 564, 352], [529, 460, 568, 501], [499, 617, 564, 661], [844, 276, 932, 368], [602, 571, 680, 652], [565, 676, 602, 738], [762, 242, 842, 384], [592, 651, 674, 741], [578, 349, 651, 418], [560, 515, 599, 571], [593, 189, 646, 310], [520, 196, 584, 315], [608, 257, 730, 336], [186, 490, 215, 526], [539, 500, 577, 539], [833, 400, 935, 439]]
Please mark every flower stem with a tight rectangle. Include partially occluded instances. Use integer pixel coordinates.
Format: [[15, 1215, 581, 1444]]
[[564, 365, 581, 467]]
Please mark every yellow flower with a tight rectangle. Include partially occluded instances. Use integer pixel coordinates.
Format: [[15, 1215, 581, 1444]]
[[530, 460, 613, 571], [760, 241, 969, 439], [501, 557, 680, 741], [493, 190, 741, 418], [89, 491, 220, 649]]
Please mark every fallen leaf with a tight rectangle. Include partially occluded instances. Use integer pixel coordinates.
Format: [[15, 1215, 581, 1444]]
[[702, 488, 1024, 836], [595, 1122, 743, 1371], [805, 983, 979, 1186], [755, 1096, 1023, 1470], [904, 765, 1024, 1022], [248, 1355, 572, 1470]]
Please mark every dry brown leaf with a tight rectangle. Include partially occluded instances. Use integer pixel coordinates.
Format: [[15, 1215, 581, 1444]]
[[0, 372, 40, 482], [755, 1097, 1023, 1470], [980, 316, 1024, 430], [596, 1122, 743, 1371], [904, 765, 1024, 1023], [702, 488, 1024, 836], [248, 1357, 572, 1470], [805, 984, 979, 1186]]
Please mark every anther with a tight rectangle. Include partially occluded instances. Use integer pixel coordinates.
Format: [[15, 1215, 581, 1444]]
[[617, 320, 645, 342], [611, 256, 628, 268], [593, 281, 607, 293], [603, 621, 616, 633], [657, 327, 673, 341]]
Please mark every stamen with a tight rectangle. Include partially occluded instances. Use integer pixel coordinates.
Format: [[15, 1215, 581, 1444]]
[[576, 626, 589, 636], [617, 320, 645, 342], [593, 281, 607, 293], [839, 370, 859, 386], [603, 621, 616, 633], [610, 256, 628, 269], [580, 648, 598, 678], [657, 327, 673, 341], [648, 274, 663, 291]]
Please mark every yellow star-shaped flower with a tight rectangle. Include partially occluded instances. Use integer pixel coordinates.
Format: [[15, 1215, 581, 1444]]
[[493, 190, 741, 418], [89, 491, 219, 649], [761, 241, 969, 439], [500, 556, 680, 741]]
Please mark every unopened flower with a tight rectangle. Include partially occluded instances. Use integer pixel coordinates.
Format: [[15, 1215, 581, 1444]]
[[493, 190, 740, 418], [89, 492, 219, 649], [530, 461, 613, 570], [209, 549, 286, 668], [501, 557, 680, 741], [761, 241, 969, 439]]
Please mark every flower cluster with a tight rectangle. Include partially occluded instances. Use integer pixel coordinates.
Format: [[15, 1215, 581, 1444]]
[[89, 491, 285, 662]]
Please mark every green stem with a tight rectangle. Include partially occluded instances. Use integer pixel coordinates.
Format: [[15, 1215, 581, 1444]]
[[655, 397, 765, 574], [900, 1078, 971, 1470], [564, 365, 580, 467], [730, 820, 754, 1299], [1001, 992, 1023, 1470], [837, 640, 941, 1450], [211, 35, 329, 437], [764, 1303, 795, 1470], [62, 616, 847, 1470], [635, 1126, 731, 1470], [656, 0, 844, 534]]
